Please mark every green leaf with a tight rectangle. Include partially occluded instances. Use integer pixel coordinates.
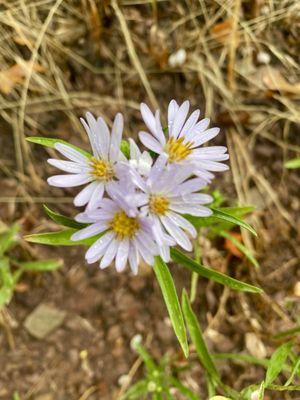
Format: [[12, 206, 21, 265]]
[[211, 208, 257, 236], [273, 325, 300, 339], [153, 256, 189, 358], [0, 258, 14, 307], [133, 342, 157, 373], [267, 384, 300, 391], [182, 290, 220, 383], [219, 230, 259, 268], [265, 342, 293, 387], [120, 139, 130, 158], [285, 157, 300, 169], [171, 249, 263, 294], [43, 205, 87, 229], [121, 379, 149, 399], [284, 357, 300, 386], [0, 223, 19, 256], [26, 136, 92, 158], [18, 259, 63, 271], [24, 229, 101, 247]]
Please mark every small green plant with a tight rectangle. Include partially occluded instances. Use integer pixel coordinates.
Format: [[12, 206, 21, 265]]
[[0, 222, 62, 309], [123, 328, 300, 400]]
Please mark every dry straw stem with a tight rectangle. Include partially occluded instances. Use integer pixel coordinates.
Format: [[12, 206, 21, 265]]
[[111, 0, 159, 109]]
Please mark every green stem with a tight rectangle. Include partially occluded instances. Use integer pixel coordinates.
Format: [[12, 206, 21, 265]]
[[190, 229, 201, 303]]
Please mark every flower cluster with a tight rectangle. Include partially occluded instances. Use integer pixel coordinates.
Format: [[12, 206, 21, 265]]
[[48, 100, 229, 274]]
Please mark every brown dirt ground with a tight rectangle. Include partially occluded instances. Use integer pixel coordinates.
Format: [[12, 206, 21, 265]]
[[0, 1, 299, 399]]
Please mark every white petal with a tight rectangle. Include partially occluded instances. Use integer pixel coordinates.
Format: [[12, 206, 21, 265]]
[[169, 203, 212, 216], [71, 222, 107, 241], [191, 127, 220, 147], [194, 169, 215, 182], [140, 103, 156, 134], [100, 238, 118, 269], [185, 118, 210, 141], [85, 231, 114, 261], [134, 237, 154, 266], [154, 110, 166, 146], [74, 181, 99, 207], [139, 131, 163, 154], [171, 178, 207, 196], [86, 182, 105, 210], [192, 146, 227, 154], [170, 100, 190, 138], [54, 143, 88, 164], [179, 109, 200, 138], [148, 153, 168, 186], [47, 174, 92, 188], [168, 99, 179, 134], [80, 113, 100, 158], [96, 117, 110, 160], [110, 113, 124, 161], [180, 193, 213, 204], [191, 153, 229, 162], [161, 215, 192, 251], [193, 160, 229, 171], [47, 159, 88, 174], [115, 238, 129, 272], [128, 243, 139, 275], [159, 245, 170, 263], [129, 138, 141, 160], [166, 211, 197, 237]]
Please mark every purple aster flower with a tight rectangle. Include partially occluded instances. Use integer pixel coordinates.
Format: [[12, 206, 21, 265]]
[[71, 183, 159, 274], [47, 112, 126, 210], [138, 100, 229, 182]]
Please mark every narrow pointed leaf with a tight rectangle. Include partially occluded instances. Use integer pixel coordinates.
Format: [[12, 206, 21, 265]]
[[182, 290, 220, 383], [43, 205, 87, 229], [169, 378, 200, 400], [26, 136, 92, 158], [219, 230, 259, 268], [0, 223, 19, 256], [153, 256, 189, 357], [24, 229, 101, 247], [121, 379, 149, 399], [210, 207, 257, 236], [265, 342, 293, 387], [171, 248, 263, 294], [18, 259, 63, 271]]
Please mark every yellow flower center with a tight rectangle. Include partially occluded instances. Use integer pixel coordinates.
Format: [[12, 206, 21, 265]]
[[149, 195, 169, 216], [110, 211, 140, 239], [90, 157, 115, 181], [165, 137, 193, 163]]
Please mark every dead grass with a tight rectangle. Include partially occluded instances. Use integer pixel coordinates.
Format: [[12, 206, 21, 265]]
[[0, 0, 299, 398]]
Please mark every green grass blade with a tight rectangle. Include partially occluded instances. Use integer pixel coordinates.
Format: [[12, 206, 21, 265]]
[[26, 136, 92, 158], [24, 229, 100, 246], [273, 325, 300, 339], [171, 249, 263, 294], [17, 259, 63, 271], [219, 230, 259, 268], [169, 377, 200, 400], [211, 207, 257, 236], [284, 157, 300, 169], [214, 353, 269, 368], [121, 379, 149, 399], [0, 223, 19, 256], [43, 205, 87, 229], [182, 290, 220, 383], [265, 342, 293, 387], [153, 256, 189, 358]]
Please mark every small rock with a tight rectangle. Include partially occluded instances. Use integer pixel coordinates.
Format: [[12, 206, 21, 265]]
[[294, 282, 300, 297], [24, 304, 66, 339], [245, 332, 267, 359]]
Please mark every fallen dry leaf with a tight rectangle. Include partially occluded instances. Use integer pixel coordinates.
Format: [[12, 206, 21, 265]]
[[210, 18, 240, 45], [0, 62, 46, 95], [261, 66, 300, 94], [224, 231, 243, 258]]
